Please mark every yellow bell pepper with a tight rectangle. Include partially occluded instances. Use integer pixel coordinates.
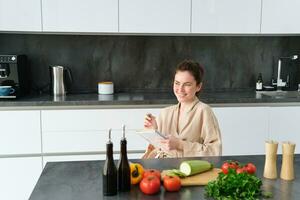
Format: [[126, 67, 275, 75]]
[[130, 163, 144, 185]]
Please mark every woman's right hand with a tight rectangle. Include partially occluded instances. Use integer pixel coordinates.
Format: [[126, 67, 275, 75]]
[[144, 113, 158, 129]]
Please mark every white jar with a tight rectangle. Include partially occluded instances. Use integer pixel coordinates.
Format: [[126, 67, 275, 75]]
[[98, 82, 114, 95]]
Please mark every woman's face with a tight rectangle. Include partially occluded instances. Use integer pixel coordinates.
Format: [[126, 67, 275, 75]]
[[173, 70, 202, 103]]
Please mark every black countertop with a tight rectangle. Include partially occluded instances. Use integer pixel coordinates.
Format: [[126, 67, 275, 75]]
[[1, 90, 300, 108], [29, 155, 300, 200]]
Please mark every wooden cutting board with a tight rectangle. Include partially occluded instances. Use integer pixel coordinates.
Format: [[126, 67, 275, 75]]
[[180, 168, 222, 186]]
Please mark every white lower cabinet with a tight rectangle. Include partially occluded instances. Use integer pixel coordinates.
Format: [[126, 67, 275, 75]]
[[41, 108, 160, 154], [269, 107, 300, 154], [0, 157, 42, 200], [43, 153, 144, 168], [213, 107, 269, 156], [0, 110, 41, 155], [41, 106, 300, 157]]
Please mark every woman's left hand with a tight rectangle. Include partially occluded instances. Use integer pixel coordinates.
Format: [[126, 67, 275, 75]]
[[160, 135, 183, 151]]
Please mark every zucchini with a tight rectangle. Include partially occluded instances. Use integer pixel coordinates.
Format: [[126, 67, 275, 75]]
[[179, 160, 213, 176]]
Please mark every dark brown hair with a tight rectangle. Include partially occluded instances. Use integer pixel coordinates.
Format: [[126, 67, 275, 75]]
[[174, 60, 204, 85]]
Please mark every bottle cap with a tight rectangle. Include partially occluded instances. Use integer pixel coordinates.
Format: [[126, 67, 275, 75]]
[[122, 125, 126, 140], [107, 128, 112, 144]]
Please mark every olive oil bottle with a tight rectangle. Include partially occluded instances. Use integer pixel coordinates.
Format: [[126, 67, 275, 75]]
[[117, 125, 131, 192], [102, 129, 117, 196]]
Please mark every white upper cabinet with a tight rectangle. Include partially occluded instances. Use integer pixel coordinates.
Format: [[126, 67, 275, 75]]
[[192, 0, 261, 34], [261, 0, 300, 34], [0, 0, 41, 31], [42, 0, 118, 32], [119, 0, 191, 33]]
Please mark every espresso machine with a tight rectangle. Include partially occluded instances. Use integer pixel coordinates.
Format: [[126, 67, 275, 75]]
[[0, 55, 30, 98]]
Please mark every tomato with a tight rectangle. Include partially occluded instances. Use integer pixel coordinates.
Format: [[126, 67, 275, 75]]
[[236, 167, 246, 174], [139, 175, 161, 195], [163, 175, 181, 192], [244, 163, 256, 174], [143, 169, 161, 180], [221, 161, 239, 174]]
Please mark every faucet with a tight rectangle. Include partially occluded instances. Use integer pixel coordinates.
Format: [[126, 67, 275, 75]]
[[275, 55, 298, 91]]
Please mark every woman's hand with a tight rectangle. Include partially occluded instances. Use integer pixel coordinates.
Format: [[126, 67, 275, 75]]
[[144, 113, 158, 129], [160, 135, 183, 151]]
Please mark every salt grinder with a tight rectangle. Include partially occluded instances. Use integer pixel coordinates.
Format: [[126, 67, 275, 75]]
[[264, 140, 278, 179]]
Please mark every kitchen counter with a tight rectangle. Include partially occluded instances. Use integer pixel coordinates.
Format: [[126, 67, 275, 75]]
[[1, 90, 300, 109], [29, 154, 300, 200]]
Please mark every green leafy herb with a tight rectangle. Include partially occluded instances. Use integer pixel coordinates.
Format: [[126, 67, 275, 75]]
[[205, 169, 272, 200]]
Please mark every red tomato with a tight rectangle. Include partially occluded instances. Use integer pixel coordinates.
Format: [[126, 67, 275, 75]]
[[236, 167, 246, 174], [244, 163, 256, 174], [143, 169, 161, 180], [163, 175, 181, 192], [139, 175, 161, 195], [221, 161, 239, 174]]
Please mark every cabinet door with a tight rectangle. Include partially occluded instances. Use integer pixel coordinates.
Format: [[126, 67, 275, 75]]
[[43, 153, 144, 168], [0, 110, 41, 155], [42, 0, 118, 32], [213, 107, 269, 155], [192, 0, 261, 33], [269, 107, 300, 154], [0, 0, 41, 31], [119, 0, 191, 33], [0, 157, 42, 200], [41, 109, 160, 153], [261, 0, 300, 34]]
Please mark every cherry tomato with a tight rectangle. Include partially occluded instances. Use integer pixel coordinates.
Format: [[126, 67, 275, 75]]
[[143, 169, 161, 180], [221, 161, 239, 174], [163, 175, 181, 192], [236, 167, 246, 174], [244, 163, 256, 174], [139, 175, 161, 195]]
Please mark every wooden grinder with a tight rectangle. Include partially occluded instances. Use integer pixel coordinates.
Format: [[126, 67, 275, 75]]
[[280, 141, 296, 181], [264, 140, 278, 179]]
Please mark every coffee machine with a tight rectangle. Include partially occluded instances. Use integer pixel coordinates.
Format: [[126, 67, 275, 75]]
[[0, 55, 30, 98]]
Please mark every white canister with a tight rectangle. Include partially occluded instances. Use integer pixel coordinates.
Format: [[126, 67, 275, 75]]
[[98, 82, 114, 95]]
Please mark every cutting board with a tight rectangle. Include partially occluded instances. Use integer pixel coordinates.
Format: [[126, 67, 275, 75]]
[[180, 168, 222, 186]]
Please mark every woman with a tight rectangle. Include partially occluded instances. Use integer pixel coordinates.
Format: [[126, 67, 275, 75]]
[[143, 60, 222, 158]]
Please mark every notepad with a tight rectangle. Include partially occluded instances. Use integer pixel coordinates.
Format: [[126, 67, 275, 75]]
[[136, 129, 167, 148]]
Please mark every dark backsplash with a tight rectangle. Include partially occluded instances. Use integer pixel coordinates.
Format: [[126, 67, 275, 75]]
[[0, 33, 300, 94]]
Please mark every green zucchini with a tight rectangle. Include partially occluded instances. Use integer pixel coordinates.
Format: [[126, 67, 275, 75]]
[[179, 160, 213, 176]]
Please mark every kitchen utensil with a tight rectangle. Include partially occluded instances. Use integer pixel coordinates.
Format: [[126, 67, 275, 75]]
[[0, 55, 30, 97], [180, 168, 221, 186], [264, 140, 278, 179], [49, 66, 72, 96], [98, 81, 114, 95], [280, 141, 296, 181], [0, 86, 15, 96]]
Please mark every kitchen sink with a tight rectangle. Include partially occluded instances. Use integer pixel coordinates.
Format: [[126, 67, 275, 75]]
[[258, 90, 300, 98]]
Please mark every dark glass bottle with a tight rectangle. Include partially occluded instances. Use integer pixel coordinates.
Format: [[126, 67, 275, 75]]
[[103, 129, 117, 196], [256, 73, 263, 91], [117, 125, 131, 192]]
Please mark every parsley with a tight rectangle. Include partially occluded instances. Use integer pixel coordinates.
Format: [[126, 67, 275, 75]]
[[205, 170, 271, 200]]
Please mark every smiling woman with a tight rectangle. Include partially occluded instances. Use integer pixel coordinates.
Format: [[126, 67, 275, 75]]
[[143, 60, 222, 158]]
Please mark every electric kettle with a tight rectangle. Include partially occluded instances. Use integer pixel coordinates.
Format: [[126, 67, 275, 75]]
[[49, 66, 73, 96]]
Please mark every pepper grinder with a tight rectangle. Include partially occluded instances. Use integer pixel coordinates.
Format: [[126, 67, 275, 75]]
[[280, 141, 296, 181], [264, 140, 278, 179]]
